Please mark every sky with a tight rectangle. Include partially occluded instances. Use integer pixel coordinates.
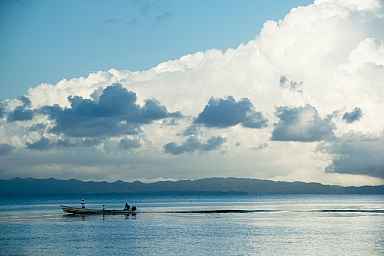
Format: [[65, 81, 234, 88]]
[[0, 0, 383, 186], [0, 0, 312, 99]]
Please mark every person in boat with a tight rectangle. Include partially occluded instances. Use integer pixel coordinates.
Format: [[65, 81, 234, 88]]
[[124, 202, 130, 211], [81, 199, 85, 209]]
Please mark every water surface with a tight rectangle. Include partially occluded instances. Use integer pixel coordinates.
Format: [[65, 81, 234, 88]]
[[0, 194, 383, 256]]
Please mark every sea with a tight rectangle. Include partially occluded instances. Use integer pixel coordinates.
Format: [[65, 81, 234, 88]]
[[0, 194, 383, 256]]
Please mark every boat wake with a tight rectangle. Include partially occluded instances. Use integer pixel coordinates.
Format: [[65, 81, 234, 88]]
[[161, 209, 279, 213]]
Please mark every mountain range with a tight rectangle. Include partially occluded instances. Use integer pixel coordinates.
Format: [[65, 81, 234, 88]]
[[0, 177, 383, 196]]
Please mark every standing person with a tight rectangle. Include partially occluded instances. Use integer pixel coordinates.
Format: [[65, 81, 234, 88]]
[[124, 202, 130, 210], [81, 199, 85, 209]]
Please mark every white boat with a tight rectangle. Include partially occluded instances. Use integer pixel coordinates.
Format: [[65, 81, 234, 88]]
[[61, 205, 136, 215]]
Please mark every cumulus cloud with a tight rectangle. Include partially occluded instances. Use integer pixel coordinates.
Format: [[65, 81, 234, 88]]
[[272, 105, 335, 142], [0, 0, 383, 185], [320, 133, 384, 178], [194, 97, 268, 129], [164, 136, 225, 155], [40, 84, 181, 137], [342, 107, 363, 123], [7, 96, 34, 122], [7, 108, 33, 122]]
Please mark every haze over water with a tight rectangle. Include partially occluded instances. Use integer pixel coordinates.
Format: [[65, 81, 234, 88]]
[[0, 194, 383, 256]]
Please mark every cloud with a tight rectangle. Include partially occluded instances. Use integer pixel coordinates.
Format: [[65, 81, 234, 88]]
[[342, 107, 363, 123], [0, 105, 4, 119], [194, 97, 268, 129], [40, 84, 181, 137], [272, 105, 335, 142], [242, 111, 269, 129], [316, 0, 382, 12], [26, 137, 52, 151], [119, 137, 142, 150], [251, 143, 268, 151], [27, 137, 102, 151], [0, 0, 383, 185], [0, 144, 14, 156], [7, 108, 33, 122], [164, 136, 225, 155], [320, 133, 384, 178], [7, 96, 34, 122], [182, 125, 200, 136], [279, 75, 303, 93], [29, 123, 47, 132], [19, 96, 32, 107]]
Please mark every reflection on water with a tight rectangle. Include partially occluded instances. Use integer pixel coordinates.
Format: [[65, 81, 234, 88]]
[[0, 194, 383, 256], [61, 213, 137, 221]]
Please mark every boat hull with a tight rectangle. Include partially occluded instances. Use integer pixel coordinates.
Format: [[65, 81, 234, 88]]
[[61, 205, 135, 215]]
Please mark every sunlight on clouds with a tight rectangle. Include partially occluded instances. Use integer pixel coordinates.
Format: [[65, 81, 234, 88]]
[[0, 0, 383, 185]]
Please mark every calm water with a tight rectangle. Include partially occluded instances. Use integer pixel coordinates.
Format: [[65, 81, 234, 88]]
[[0, 194, 383, 256]]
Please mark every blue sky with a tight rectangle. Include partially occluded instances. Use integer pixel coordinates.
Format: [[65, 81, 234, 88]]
[[0, 0, 312, 100]]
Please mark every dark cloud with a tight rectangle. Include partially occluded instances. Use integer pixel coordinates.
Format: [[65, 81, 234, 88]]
[[164, 136, 225, 155], [242, 111, 269, 128], [27, 137, 102, 151], [7, 108, 33, 122], [342, 107, 363, 123], [0, 105, 4, 118], [27, 138, 52, 151], [19, 96, 31, 107], [272, 104, 335, 142], [194, 96, 268, 129], [320, 133, 384, 178], [7, 96, 34, 122], [119, 137, 142, 150], [0, 144, 15, 156], [40, 84, 181, 138], [56, 138, 101, 148]]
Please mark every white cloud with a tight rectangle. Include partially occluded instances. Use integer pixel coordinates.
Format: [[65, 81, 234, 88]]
[[1, 0, 384, 185]]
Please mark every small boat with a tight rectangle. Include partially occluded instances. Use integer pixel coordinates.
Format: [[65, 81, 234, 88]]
[[61, 205, 136, 215]]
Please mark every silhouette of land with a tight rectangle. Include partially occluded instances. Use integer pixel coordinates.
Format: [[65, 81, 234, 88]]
[[0, 177, 383, 196]]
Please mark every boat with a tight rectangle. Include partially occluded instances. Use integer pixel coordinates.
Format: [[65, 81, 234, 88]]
[[61, 205, 136, 215]]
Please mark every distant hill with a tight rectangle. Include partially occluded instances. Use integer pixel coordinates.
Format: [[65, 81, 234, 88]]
[[0, 177, 383, 196]]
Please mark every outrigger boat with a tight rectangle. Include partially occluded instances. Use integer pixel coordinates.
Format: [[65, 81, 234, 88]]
[[61, 205, 137, 215]]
